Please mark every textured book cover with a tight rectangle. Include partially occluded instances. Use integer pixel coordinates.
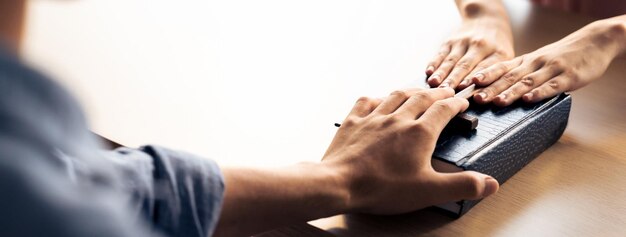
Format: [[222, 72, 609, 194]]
[[432, 93, 572, 216]]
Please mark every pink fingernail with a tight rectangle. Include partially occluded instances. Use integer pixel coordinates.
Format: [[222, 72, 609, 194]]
[[497, 94, 507, 100], [459, 79, 469, 87], [428, 74, 441, 85], [523, 93, 533, 100], [439, 82, 449, 88], [473, 73, 485, 81], [426, 66, 434, 75], [477, 92, 487, 100]]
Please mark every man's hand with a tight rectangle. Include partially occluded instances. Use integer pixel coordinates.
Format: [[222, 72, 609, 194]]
[[471, 17, 626, 106], [216, 88, 499, 237], [322, 88, 499, 214], [426, 0, 514, 90]]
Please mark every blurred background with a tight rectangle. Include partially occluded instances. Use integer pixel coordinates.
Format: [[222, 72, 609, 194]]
[[21, 1, 533, 167]]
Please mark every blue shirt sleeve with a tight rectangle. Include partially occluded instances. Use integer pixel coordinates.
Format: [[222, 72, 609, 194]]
[[0, 47, 225, 237], [112, 146, 225, 237]]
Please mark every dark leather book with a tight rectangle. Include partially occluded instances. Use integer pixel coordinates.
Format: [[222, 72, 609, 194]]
[[432, 93, 572, 216]]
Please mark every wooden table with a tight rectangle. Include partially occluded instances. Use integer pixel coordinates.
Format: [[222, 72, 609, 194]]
[[23, 0, 626, 236]]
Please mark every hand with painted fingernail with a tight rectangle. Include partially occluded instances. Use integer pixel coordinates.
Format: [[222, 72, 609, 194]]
[[471, 17, 626, 106], [425, 0, 514, 90]]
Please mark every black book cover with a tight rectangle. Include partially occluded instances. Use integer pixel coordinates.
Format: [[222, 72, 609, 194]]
[[432, 93, 572, 216]]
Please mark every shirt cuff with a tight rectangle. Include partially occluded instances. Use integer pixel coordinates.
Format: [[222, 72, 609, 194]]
[[140, 145, 225, 237]]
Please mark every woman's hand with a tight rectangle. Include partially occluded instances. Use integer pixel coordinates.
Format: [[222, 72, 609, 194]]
[[322, 88, 499, 214], [426, 1, 514, 90], [471, 19, 626, 106]]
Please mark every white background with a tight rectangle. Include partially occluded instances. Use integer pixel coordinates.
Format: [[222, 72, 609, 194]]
[[23, 0, 529, 167]]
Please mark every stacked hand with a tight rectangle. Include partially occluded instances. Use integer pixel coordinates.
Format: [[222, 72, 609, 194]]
[[470, 19, 626, 106], [426, 12, 515, 90], [322, 88, 499, 214], [428, 2, 626, 107]]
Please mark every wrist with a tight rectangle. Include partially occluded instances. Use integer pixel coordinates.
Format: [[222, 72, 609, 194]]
[[297, 161, 352, 215], [580, 18, 626, 60], [461, 16, 514, 53], [457, 0, 509, 22], [596, 18, 626, 58]]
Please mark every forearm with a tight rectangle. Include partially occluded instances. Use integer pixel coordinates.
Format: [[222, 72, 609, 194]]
[[214, 162, 349, 237]]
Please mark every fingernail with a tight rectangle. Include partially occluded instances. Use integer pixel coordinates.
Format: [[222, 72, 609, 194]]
[[497, 94, 506, 101], [473, 73, 485, 82], [523, 93, 533, 101], [426, 66, 434, 75], [477, 92, 487, 100], [439, 82, 449, 88], [483, 177, 499, 197], [459, 79, 469, 87], [428, 74, 441, 87], [431, 74, 440, 81]]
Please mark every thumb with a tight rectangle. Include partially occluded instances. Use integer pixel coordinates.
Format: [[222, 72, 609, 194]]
[[433, 171, 499, 202]]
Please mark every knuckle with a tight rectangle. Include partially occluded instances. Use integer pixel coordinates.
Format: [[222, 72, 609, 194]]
[[520, 76, 535, 87], [433, 100, 454, 112], [481, 69, 494, 79], [547, 79, 561, 90], [469, 38, 487, 47], [409, 122, 434, 136], [548, 59, 565, 68], [533, 56, 547, 65], [410, 92, 430, 103], [390, 90, 408, 99], [473, 65, 487, 73], [381, 114, 400, 127], [456, 61, 472, 70], [445, 56, 459, 63], [342, 117, 358, 127], [496, 63, 509, 73], [493, 50, 512, 59], [356, 96, 371, 104], [501, 73, 518, 84]]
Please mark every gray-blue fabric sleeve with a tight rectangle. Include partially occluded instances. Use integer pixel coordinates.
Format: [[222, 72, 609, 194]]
[[0, 142, 225, 237], [0, 46, 225, 237], [113, 145, 226, 237]]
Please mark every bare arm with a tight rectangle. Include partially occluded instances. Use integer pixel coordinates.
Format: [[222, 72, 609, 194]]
[[214, 164, 348, 237], [214, 88, 499, 237]]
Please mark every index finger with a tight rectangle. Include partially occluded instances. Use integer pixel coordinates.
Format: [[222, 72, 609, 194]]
[[425, 43, 452, 76], [416, 97, 470, 136], [395, 88, 455, 119], [439, 47, 488, 89]]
